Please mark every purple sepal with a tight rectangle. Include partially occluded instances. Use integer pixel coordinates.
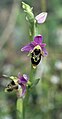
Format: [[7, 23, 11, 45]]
[[21, 43, 34, 52], [34, 35, 43, 44]]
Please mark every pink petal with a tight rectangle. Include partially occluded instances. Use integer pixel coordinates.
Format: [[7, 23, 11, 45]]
[[35, 12, 47, 24]]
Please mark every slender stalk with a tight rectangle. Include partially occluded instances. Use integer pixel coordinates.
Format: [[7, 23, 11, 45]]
[[29, 20, 38, 41], [22, 91, 29, 119], [29, 19, 39, 81], [34, 22, 39, 36], [29, 22, 34, 41], [22, 98, 25, 119]]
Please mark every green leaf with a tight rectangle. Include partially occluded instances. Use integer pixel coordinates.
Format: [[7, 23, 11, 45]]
[[28, 78, 40, 89]]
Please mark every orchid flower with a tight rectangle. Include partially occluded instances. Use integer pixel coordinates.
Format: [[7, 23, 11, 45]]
[[5, 73, 29, 98], [21, 35, 48, 68]]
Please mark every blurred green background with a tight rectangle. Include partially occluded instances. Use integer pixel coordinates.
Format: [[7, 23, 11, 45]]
[[0, 0, 62, 119]]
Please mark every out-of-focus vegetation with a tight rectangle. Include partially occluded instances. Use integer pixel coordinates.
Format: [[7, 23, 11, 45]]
[[0, 0, 62, 119]]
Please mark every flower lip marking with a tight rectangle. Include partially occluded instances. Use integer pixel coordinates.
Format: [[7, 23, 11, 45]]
[[5, 80, 18, 92], [31, 45, 42, 67]]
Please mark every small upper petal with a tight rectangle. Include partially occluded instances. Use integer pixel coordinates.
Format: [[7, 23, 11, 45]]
[[40, 43, 46, 47], [21, 42, 34, 52], [34, 35, 43, 44], [42, 47, 48, 56], [35, 12, 47, 24]]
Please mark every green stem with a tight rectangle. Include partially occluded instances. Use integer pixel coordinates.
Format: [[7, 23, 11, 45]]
[[29, 20, 39, 41], [29, 22, 34, 41], [22, 98, 25, 119], [29, 18, 39, 104], [30, 64, 36, 81], [34, 22, 39, 36]]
